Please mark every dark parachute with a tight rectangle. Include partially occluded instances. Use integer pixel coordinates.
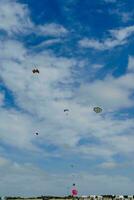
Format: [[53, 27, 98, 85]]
[[64, 109, 69, 115], [35, 132, 39, 135], [32, 64, 39, 74], [32, 69, 40, 74], [93, 107, 102, 113], [64, 109, 69, 112]]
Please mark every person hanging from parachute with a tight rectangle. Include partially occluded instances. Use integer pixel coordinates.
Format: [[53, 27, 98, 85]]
[[71, 183, 78, 198]]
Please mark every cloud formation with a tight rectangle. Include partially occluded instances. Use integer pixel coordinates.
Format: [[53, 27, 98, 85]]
[[0, 0, 33, 35], [0, 0, 134, 196], [79, 26, 134, 50], [38, 23, 68, 37]]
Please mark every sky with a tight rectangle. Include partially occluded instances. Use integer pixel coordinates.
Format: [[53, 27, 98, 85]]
[[0, 0, 134, 197]]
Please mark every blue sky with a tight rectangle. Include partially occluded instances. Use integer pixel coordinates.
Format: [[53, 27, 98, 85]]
[[0, 0, 134, 196]]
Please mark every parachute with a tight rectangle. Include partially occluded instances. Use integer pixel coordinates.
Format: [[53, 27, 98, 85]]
[[32, 69, 39, 74], [93, 107, 102, 113], [71, 181, 78, 196], [32, 68, 39, 74], [35, 132, 39, 135], [64, 109, 69, 115], [64, 109, 69, 112], [72, 189, 78, 196]]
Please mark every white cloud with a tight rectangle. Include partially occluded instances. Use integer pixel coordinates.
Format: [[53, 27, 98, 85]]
[[79, 26, 134, 50], [117, 12, 133, 23], [110, 26, 134, 41], [92, 64, 104, 69], [38, 23, 68, 37], [76, 145, 115, 159], [109, 8, 134, 24], [75, 56, 134, 110], [104, 135, 134, 154], [0, 0, 33, 35], [0, 0, 68, 38], [99, 160, 134, 170], [0, 39, 27, 61], [120, 12, 132, 23], [34, 39, 62, 49], [100, 161, 117, 169], [75, 75, 134, 110], [79, 38, 125, 50], [0, 108, 40, 151]]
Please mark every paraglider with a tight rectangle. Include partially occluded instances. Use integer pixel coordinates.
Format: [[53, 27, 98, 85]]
[[35, 132, 39, 136], [73, 183, 75, 186], [93, 107, 102, 113]]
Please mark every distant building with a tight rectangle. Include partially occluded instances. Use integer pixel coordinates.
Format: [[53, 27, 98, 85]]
[[90, 195, 96, 200], [128, 196, 133, 200], [97, 196, 103, 200], [102, 195, 113, 200]]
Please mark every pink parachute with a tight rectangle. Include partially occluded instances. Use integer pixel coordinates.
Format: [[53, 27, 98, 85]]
[[72, 189, 78, 196]]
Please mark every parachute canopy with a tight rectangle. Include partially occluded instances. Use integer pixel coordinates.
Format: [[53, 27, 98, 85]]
[[64, 109, 69, 112], [93, 107, 102, 113], [32, 69, 39, 73], [72, 189, 78, 196]]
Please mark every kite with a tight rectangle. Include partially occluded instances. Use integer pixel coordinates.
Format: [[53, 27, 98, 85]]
[[93, 107, 102, 113], [35, 132, 39, 135]]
